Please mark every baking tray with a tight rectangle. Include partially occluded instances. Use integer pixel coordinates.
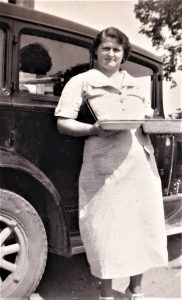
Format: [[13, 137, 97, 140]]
[[142, 119, 182, 134], [99, 120, 144, 130]]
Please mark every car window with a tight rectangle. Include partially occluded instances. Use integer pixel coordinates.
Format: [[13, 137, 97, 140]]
[[19, 33, 90, 98], [122, 60, 153, 107], [0, 28, 5, 89]]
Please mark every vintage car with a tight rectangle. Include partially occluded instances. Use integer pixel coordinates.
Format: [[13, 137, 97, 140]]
[[0, 2, 181, 299]]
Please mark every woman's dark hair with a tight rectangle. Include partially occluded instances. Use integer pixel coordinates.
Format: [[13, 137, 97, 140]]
[[91, 27, 131, 63], [20, 43, 52, 75]]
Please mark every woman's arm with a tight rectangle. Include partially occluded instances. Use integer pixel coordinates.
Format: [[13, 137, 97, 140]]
[[57, 117, 117, 137], [57, 117, 96, 137]]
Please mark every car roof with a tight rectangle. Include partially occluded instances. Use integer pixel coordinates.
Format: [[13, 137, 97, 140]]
[[0, 2, 162, 64]]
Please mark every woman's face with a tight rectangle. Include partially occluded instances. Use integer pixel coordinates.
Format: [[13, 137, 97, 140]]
[[95, 37, 124, 74]]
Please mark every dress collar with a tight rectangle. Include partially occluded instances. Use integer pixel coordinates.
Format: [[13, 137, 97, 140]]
[[85, 69, 126, 91]]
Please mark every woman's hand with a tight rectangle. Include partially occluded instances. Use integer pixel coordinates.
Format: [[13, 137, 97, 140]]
[[91, 122, 120, 137]]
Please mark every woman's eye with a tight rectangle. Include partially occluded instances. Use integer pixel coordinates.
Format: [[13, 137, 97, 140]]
[[113, 48, 121, 52], [103, 47, 110, 51]]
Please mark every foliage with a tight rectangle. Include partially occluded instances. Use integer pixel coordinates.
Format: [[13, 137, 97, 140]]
[[168, 108, 182, 119], [134, 0, 182, 87], [20, 43, 52, 75]]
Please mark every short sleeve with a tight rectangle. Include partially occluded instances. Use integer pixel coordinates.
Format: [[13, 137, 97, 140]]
[[54, 74, 84, 119]]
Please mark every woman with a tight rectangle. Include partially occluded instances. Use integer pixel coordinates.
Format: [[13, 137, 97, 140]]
[[55, 27, 168, 300]]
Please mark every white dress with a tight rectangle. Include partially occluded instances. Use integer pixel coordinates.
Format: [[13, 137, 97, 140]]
[[55, 69, 168, 279]]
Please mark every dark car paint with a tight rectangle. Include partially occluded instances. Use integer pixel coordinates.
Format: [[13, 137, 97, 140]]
[[0, 2, 181, 256]]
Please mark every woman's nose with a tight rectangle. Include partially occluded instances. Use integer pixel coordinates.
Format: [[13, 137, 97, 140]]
[[107, 49, 114, 56]]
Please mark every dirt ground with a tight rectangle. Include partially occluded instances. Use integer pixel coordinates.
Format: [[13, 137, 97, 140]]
[[31, 234, 182, 300]]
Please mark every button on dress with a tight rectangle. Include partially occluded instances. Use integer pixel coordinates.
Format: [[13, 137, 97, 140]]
[[55, 69, 168, 279]]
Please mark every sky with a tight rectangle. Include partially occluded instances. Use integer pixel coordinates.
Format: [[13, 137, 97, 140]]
[[2, 0, 181, 113], [34, 0, 158, 55]]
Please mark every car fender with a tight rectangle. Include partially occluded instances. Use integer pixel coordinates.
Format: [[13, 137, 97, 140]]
[[0, 148, 71, 255]]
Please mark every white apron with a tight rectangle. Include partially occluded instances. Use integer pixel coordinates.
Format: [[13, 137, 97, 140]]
[[79, 129, 168, 279]]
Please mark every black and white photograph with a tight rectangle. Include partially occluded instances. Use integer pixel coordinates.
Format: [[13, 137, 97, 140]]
[[0, 0, 181, 299]]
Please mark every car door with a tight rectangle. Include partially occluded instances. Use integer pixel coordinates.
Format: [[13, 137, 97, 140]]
[[0, 18, 13, 152], [11, 20, 91, 235]]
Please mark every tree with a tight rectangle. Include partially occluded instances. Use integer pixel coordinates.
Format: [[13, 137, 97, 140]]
[[20, 43, 52, 75], [134, 0, 182, 87]]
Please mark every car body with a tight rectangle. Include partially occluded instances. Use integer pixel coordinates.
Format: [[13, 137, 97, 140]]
[[0, 2, 181, 298]]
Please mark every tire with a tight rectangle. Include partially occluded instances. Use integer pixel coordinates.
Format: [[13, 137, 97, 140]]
[[0, 189, 48, 299]]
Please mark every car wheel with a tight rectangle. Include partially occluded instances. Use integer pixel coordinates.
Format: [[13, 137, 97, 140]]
[[0, 189, 48, 299]]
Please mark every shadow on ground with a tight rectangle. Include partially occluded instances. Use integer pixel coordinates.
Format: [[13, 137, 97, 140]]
[[167, 234, 182, 262]]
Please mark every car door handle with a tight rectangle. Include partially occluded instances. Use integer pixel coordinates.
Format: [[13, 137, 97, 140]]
[[9, 130, 16, 148]]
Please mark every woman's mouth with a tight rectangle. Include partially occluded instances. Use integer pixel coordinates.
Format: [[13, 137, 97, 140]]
[[105, 59, 115, 62]]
